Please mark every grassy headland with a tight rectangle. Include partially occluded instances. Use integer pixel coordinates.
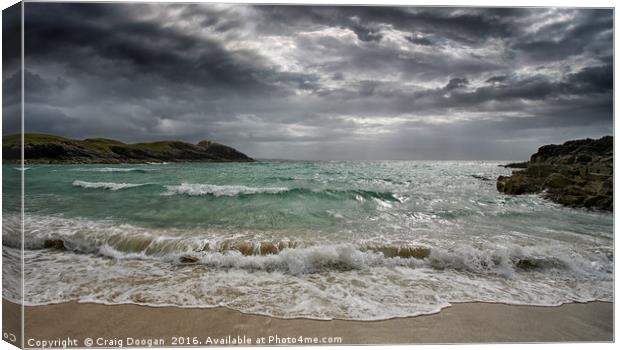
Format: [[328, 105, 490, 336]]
[[2, 133, 254, 164]]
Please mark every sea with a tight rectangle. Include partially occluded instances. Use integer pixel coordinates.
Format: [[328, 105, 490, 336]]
[[1, 161, 614, 320]]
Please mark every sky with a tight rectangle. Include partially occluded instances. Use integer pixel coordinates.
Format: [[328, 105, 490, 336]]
[[3, 3, 614, 160]]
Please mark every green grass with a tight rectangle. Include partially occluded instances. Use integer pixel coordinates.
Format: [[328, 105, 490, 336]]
[[4, 133, 72, 145], [81, 138, 127, 153], [2, 133, 252, 162], [4, 133, 198, 154], [127, 141, 187, 152]]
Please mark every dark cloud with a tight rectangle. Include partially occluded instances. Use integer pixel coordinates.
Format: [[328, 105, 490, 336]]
[[565, 64, 613, 94], [445, 78, 469, 90], [406, 35, 433, 46], [11, 3, 613, 160], [2, 3, 21, 70], [24, 3, 317, 98], [486, 75, 507, 84], [2, 2, 22, 132], [512, 9, 613, 62], [254, 6, 519, 44]]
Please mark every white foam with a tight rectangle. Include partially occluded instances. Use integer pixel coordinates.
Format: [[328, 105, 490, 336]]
[[163, 183, 289, 197], [12, 244, 612, 320], [72, 180, 147, 191], [3, 201, 613, 320]]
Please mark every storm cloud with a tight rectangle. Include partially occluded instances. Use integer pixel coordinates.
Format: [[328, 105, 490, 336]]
[[9, 3, 613, 160]]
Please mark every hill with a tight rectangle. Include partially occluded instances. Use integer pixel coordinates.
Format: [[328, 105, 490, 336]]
[[2, 133, 254, 163]]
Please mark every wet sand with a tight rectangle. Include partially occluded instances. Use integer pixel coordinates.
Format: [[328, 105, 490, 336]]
[[2, 299, 613, 347]]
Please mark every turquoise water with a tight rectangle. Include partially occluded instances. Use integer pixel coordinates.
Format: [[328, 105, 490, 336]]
[[2, 161, 614, 320]]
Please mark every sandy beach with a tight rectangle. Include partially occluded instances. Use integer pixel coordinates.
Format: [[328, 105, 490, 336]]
[[2, 299, 613, 346]]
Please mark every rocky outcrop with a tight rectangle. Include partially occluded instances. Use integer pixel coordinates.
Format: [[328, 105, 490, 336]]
[[502, 161, 529, 169], [2, 133, 254, 163], [497, 136, 613, 211]]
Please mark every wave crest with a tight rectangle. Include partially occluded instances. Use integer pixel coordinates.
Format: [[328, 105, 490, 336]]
[[163, 183, 289, 197], [7, 215, 607, 277], [72, 180, 147, 191], [162, 183, 401, 203]]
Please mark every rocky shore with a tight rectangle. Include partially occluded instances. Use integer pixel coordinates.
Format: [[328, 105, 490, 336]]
[[2, 133, 254, 163], [497, 136, 613, 211]]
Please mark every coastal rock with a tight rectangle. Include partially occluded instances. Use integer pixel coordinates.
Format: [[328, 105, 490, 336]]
[[502, 161, 529, 169], [496, 136, 613, 211], [2, 133, 254, 164], [197, 140, 255, 162], [496, 173, 540, 194], [543, 173, 573, 189]]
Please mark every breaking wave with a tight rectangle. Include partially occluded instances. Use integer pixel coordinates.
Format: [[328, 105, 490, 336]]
[[162, 182, 401, 202], [163, 183, 289, 197], [72, 180, 148, 191], [35, 236, 611, 277], [3, 214, 610, 278], [2, 210, 613, 320]]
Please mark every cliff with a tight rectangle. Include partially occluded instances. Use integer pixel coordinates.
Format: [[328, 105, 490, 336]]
[[497, 136, 612, 211], [2, 133, 254, 164]]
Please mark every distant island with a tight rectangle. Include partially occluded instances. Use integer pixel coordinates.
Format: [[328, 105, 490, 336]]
[[2, 133, 254, 163], [497, 136, 613, 211]]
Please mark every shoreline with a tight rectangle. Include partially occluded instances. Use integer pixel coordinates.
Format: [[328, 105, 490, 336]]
[[6, 298, 614, 322], [3, 299, 613, 345]]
